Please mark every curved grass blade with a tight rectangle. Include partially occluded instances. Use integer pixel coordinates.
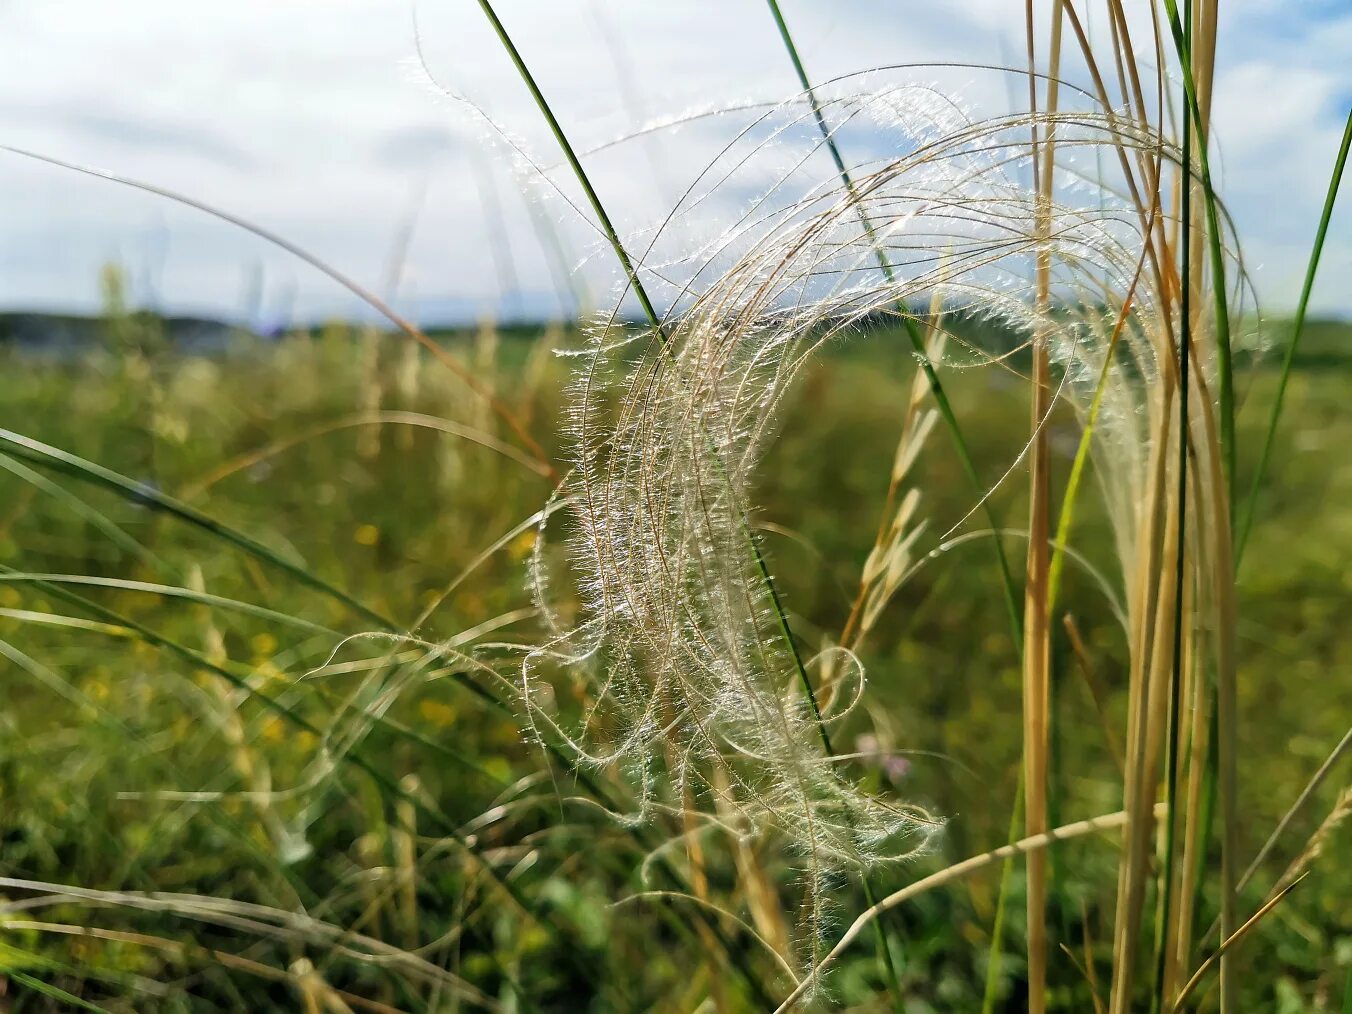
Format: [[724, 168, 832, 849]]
[[1168, 874, 1305, 1013], [775, 805, 1161, 1012], [0, 573, 336, 636], [1237, 108, 1351, 562], [0, 452, 158, 566], [9, 569, 600, 999], [765, 0, 1021, 642], [0, 428, 396, 631]]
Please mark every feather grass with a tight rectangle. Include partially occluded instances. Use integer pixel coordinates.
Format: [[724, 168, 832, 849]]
[[2, 3, 1339, 1008]]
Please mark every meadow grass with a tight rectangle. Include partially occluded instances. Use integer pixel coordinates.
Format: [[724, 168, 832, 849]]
[[0, 312, 1348, 1010], [0, 1, 1350, 1010]]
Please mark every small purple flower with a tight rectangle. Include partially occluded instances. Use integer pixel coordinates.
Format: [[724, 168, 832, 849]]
[[882, 755, 912, 785], [854, 733, 912, 785]]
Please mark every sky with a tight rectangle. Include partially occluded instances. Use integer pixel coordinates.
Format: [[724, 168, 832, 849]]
[[0, 0, 1348, 326]]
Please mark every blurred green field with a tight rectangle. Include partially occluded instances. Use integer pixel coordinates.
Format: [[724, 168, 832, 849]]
[[0, 312, 1349, 1011]]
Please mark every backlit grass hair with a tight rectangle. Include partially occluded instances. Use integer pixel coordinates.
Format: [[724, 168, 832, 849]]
[[518, 70, 1248, 976]]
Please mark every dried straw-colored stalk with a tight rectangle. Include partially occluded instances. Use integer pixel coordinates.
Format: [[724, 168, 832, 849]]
[[774, 805, 1167, 1012], [1023, 3, 1066, 1009]]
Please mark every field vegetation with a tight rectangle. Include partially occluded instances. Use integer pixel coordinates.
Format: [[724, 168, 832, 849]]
[[0, 0, 1349, 1010]]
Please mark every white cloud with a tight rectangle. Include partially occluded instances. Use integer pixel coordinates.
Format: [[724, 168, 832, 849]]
[[0, 0, 1347, 322]]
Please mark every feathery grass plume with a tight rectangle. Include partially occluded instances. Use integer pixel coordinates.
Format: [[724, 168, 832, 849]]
[[513, 68, 1234, 984]]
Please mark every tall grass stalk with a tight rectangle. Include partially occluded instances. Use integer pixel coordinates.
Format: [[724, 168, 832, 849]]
[[764, 0, 1023, 643], [4, 2, 1343, 1008], [475, 0, 866, 997], [1022, 6, 1066, 1009]]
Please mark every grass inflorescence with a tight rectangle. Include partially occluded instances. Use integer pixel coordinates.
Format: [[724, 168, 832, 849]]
[[0, 2, 1348, 1011]]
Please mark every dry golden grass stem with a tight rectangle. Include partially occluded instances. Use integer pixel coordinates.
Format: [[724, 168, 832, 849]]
[[292, 957, 359, 1014], [823, 284, 946, 710], [1059, 941, 1107, 1014], [355, 832, 389, 944], [773, 804, 1167, 1012], [473, 317, 501, 436], [1176, 344, 1238, 1005], [394, 328, 423, 453], [1172, 8, 1237, 1004], [1169, 874, 1307, 1013], [1110, 391, 1178, 1013], [1170, 574, 1210, 993], [1063, 0, 1170, 297], [185, 564, 291, 854], [358, 325, 384, 460], [1082, 2, 1232, 1006], [1079, 900, 1107, 1014], [1022, 4, 1065, 1010], [713, 764, 793, 967]]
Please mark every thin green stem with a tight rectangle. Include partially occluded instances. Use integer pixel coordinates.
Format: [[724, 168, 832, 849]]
[[1153, 51, 1193, 1008], [1159, 0, 1234, 510], [763, 7, 1022, 1006], [749, 530, 905, 1001], [473, 0, 663, 334], [980, 781, 1023, 1014], [475, 2, 818, 1002], [1237, 108, 1352, 562], [763, 0, 1022, 645]]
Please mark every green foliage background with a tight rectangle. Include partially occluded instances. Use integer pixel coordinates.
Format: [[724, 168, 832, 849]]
[[0, 315, 1348, 1010]]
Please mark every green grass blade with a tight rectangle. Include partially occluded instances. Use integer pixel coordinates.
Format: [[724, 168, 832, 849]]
[[1047, 342, 1115, 614], [473, 0, 663, 333], [0, 440, 775, 1006], [8, 568, 603, 993], [0, 573, 336, 635], [0, 452, 157, 566], [0, 428, 396, 631], [980, 781, 1023, 1014], [1237, 108, 1352, 562], [761, 8, 1022, 1006], [764, 0, 1022, 643], [1159, 0, 1235, 509], [7, 971, 113, 1013]]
